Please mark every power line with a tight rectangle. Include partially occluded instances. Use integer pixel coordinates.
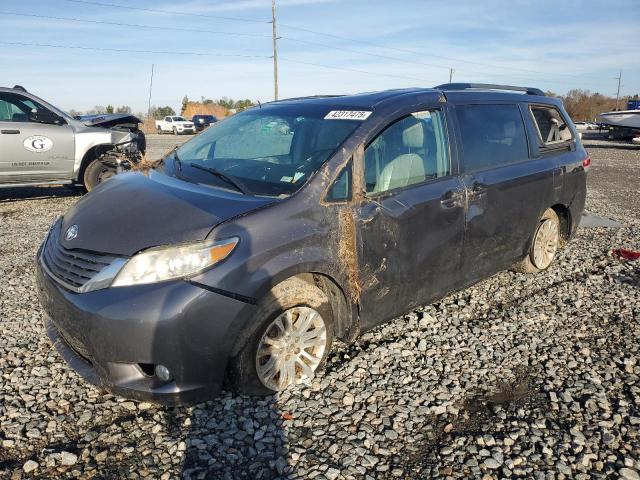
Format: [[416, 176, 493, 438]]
[[279, 57, 440, 84], [64, 0, 269, 24], [0, 41, 272, 59], [277, 22, 603, 81], [279, 36, 614, 89], [1, 11, 272, 38], [2, 40, 435, 83], [64, 0, 611, 83]]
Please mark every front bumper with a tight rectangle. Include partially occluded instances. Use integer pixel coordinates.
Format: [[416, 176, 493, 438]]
[[36, 259, 257, 405]]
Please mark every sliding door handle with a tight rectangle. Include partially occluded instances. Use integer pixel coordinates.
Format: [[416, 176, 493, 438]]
[[468, 181, 488, 200], [1, 129, 20, 134], [440, 189, 464, 209]]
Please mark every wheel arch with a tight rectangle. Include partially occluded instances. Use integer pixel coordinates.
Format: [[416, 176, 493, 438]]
[[549, 203, 572, 245], [227, 270, 357, 359], [76, 144, 114, 183]]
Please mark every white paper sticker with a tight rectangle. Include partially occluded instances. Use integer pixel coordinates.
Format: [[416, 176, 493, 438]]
[[23, 135, 53, 153], [324, 110, 372, 121]]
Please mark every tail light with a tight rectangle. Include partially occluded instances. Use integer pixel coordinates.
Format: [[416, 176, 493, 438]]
[[582, 156, 591, 170]]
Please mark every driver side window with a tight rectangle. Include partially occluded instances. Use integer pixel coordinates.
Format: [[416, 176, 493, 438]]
[[0, 93, 31, 122], [0, 93, 59, 124], [364, 110, 450, 194]]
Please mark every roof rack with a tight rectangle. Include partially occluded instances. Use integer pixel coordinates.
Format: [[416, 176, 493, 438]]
[[12, 85, 27, 92], [272, 94, 344, 103], [435, 83, 545, 97]]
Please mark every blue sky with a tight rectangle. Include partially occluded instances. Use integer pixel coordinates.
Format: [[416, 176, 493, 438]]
[[1, 0, 638, 114]]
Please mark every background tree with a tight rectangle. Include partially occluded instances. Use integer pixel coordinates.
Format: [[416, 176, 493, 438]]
[[106, 105, 114, 114], [85, 105, 106, 115], [181, 95, 189, 114], [115, 105, 132, 114], [149, 105, 176, 119]]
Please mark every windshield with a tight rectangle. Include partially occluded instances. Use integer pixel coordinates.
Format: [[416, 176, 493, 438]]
[[173, 105, 364, 196], [173, 116, 187, 122]]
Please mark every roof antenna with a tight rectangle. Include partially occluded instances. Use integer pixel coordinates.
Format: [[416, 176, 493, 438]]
[[13, 85, 27, 92]]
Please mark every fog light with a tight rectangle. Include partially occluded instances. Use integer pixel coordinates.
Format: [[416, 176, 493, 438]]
[[155, 364, 172, 382]]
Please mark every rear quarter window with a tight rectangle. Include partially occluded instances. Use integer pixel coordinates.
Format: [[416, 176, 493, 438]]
[[456, 104, 529, 173], [530, 105, 574, 146]]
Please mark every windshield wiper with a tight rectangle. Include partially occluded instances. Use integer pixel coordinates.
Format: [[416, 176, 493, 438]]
[[188, 162, 251, 195]]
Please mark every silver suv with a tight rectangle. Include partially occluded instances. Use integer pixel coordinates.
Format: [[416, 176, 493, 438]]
[[0, 86, 144, 191]]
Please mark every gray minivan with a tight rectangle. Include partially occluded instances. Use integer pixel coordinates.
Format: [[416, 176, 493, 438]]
[[36, 84, 588, 404]]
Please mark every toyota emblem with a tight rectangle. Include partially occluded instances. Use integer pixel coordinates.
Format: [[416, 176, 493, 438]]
[[65, 225, 79, 241]]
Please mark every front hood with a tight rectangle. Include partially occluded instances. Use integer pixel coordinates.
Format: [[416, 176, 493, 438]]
[[60, 171, 277, 256], [78, 113, 142, 128]]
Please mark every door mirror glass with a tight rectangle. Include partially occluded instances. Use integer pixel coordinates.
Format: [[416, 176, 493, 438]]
[[364, 110, 450, 194]]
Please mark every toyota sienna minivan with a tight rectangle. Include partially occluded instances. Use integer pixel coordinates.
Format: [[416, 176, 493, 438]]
[[37, 84, 588, 404]]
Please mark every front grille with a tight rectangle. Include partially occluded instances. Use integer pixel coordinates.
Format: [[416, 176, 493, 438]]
[[42, 223, 121, 291]]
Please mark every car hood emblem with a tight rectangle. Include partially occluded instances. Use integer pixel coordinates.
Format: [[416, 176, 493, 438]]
[[65, 225, 79, 241]]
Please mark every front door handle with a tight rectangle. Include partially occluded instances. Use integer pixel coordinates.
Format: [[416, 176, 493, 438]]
[[1, 129, 20, 134], [440, 189, 464, 209]]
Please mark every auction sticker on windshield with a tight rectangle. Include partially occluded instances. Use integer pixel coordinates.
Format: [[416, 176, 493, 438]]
[[324, 111, 372, 120]]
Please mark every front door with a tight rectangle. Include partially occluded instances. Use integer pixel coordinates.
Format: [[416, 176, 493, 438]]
[[0, 92, 75, 183], [355, 108, 466, 329]]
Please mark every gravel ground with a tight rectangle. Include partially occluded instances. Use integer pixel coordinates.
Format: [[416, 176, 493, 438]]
[[0, 140, 638, 480]]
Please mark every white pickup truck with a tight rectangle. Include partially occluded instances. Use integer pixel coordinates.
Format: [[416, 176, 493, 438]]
[[155, 116, 196, 135]]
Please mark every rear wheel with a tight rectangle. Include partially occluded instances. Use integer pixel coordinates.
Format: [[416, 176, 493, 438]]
[[229, 277, 334, 395], [83, 158, 116, 192], [514, 208, 560, 273]]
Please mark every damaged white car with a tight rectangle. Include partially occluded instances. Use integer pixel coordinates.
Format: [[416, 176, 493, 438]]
[[0, 86, 145, 191]]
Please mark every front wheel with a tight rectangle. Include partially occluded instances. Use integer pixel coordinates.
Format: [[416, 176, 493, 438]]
[[173, 127, 178, 135], [83, 158, 116, 191], [229, 277, 334, 395], [157, 126, 162, 135], [514, 208, 561, 273]]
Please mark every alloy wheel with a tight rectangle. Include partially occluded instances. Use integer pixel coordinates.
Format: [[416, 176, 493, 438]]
[[255, 306, 327, 391], [532, 217, 559, 269]]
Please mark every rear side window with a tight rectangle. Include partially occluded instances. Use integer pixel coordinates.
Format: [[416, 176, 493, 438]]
[[530, 105, 573, 145], [456, 104, 528, 173]]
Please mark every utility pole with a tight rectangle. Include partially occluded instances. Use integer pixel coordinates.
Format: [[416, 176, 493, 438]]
[[147, 64, 154, 117], [449, 68, 454, 83], [615, 70, 622, 110], [271, 0, 279, 101]]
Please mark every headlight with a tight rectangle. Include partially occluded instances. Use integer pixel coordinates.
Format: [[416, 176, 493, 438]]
[[111, 237, 238, 287]]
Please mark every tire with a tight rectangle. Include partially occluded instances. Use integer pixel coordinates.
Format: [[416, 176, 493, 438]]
[[513, 208, 561, 273], [229, 277, 334, 395], [173, 127, 178, 135], [157, 126, 162, 135], [83, 158, 116, 192]]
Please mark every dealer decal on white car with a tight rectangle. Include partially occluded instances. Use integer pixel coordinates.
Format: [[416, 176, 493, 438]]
[[324, 110, 372, 120], [23, 135, 54, 153]]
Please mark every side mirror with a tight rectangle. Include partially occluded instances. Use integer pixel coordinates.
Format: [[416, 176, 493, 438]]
[[29, 109, 64, 125]]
